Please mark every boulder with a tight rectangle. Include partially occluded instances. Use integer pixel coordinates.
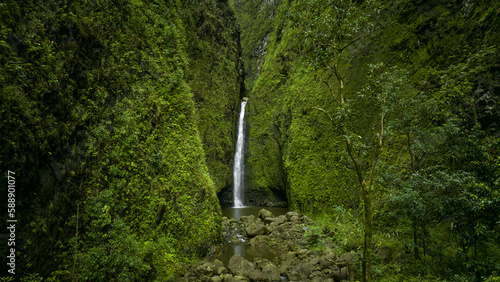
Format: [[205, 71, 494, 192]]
[[211, 276, 223, 282], [333, 266, 349, 281], [248, 269, 269, 281], [240, 215, 255, 223], [262, 264, 281, 281], [286, 211, 300, 221], [214, 259, 224, 269], [228, 254, 255, 277], [196, 261, 214, 276], [263, 217, 275, 224], [258, 209, 274, 220], [287, 262, 313, 281], [249, 235, 268, 246], [245, 223, 269, 237]]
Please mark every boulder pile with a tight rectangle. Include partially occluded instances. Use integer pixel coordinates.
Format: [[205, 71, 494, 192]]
[[183, 209, 359, 281]]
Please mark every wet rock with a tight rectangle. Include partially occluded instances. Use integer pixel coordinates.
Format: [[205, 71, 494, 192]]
[[286, 211, 300, 221], [217, 267, 228, 275], [249, 235, 268, 246], [337, 252, 358, 265], [196, 261, 214, 276], [231, 275, 250, 281], [228, 254, 255, 277], [333, 266, 350, 281], [248, 269, 269, 281], [214, 259, 224, 269], [240, 215, 255, 223], [258, 209, 274, 220], [263, 217, 275, 224], [211, 276, 223, 282], [262, 264, 280, 281], [245, 223, 269, 237], [287, 262, 313, 281]]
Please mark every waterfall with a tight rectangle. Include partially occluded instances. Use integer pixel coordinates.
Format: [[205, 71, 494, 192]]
[[233, 100, 247, 208]]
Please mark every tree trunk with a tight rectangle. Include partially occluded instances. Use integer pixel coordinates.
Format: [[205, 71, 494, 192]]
[[413, 219, 419, 260], [362, 181, 373, 282]]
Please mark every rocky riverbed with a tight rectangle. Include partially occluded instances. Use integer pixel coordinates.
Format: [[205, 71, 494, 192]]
[[181, 209, 360, 281]]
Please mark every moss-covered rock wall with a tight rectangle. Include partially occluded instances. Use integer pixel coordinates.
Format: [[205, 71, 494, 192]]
[[232, 0, 499, 213], [0, 0, 242, 279]]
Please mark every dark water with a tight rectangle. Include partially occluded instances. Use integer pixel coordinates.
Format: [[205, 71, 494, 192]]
[[220, 206, 289, 267], [222, 206, 288, 221]]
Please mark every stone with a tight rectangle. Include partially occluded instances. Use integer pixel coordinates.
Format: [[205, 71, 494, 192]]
[[228, 254, 255, 277], [240, 215, 255, 223], [214, 259, 224, 269], [263, 217, 275, 224], [249, 235, 268, 246], [211, 276, 223, 282], [245, 223, 269, 237], [196, 262, 214, 276], [286, 211, 300, 221], [337, 252, 358, 266], [258, 209, 274, 220], [217, 267, 228, 275], [248, 269, 269, 281], [262, 264, 281, 281], [287, 262, 313, 281], [333, 266, 349, 281]]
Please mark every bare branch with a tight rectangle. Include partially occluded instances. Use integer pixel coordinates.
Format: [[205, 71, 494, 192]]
[[321, 80, 341, 107], [312, 107, 342, 134]]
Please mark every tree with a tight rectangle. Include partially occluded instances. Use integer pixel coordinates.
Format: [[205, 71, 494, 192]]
[[288, 1, 388, 280]]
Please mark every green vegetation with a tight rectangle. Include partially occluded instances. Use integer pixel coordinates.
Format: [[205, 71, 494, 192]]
[[234, 0, 500, 280], [1, 0, 499, 280], [0, 0, 242, 280]]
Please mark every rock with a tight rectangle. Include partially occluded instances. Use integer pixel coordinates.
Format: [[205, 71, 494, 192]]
[[249, 235, 268, 246], [232, 275, 250, 281], [245, 223, 269, 237], [217, 267, 228, 275], [211, 276, 223, 282], [221, 273, 233, 281], [214, 259, 224, 269], [248, 269, 269, 281], [302, 215, 312, 224], [228, 254, 255, 277], [287, 262, 313, 281], [263, 217, 275, 224], [337, 252, 358, 266], [286, 211, 300, 221], [333, 266, 349, 281], [262, 264, 281, 281], [196, 262, 214, 276], [240, 215, 255, 223], [258, 209, 274, 220]]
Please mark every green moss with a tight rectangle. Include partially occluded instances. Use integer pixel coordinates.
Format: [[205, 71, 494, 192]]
[[0, 0, 243, 279]]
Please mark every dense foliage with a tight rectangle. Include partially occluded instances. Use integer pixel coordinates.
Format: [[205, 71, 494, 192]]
[[232, 0, 500, 280], [0, 0, 243, 280]]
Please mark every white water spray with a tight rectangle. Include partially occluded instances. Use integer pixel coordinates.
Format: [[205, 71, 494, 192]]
[[233, 100, 247, 208]]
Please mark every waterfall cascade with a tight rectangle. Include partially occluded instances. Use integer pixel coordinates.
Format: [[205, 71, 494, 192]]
[[233, 100, 247, 208]]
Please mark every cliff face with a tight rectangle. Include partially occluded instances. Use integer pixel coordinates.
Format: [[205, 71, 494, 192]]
[[0, 0, 242, 279], [182, 1, 245, 194], [232, 0, 499, 212]]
